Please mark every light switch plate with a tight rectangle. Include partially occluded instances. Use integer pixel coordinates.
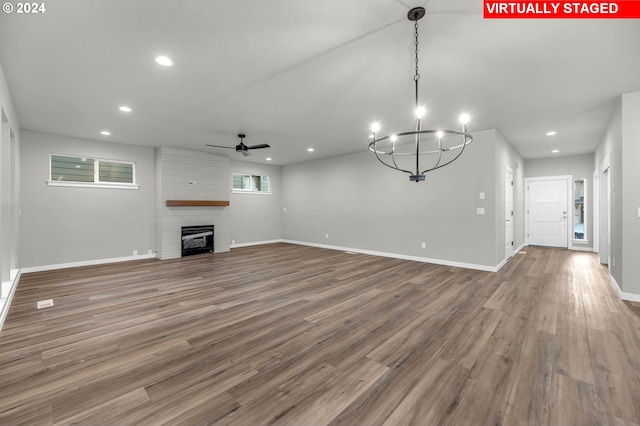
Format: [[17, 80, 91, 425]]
[[477, 208, 485, 215], [479, 192, 485, 199]]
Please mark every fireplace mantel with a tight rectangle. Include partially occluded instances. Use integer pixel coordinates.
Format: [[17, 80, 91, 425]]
[[165, 200, 230, 207]]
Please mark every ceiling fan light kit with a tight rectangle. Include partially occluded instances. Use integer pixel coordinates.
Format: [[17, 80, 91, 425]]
[[368, 7, 474, 183], [206, 134, 271, 157]]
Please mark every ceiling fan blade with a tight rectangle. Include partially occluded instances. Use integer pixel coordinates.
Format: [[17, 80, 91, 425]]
[[205, 144, 234, 149], [247, 144, 270, 149]]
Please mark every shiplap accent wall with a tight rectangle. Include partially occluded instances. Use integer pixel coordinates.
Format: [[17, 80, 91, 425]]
[[155, 147, 231, 260]]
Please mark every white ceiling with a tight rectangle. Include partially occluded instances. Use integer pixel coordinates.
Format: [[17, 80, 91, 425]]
[[1, 0, 639, 165]]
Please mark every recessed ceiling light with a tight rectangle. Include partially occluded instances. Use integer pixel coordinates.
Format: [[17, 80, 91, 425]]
[[551, 149, 559, 153], [266, 157, 272, 161], [154, 55, 174, 67], [100, 131, 111, 136], [307, 148, 314, 152], [546, 131, 557, 136], [119, 106, 132, 112]]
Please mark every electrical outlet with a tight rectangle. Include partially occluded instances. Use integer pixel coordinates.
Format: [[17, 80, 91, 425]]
[[283, 207, 287, 212], [479, 192, 485, 199], [232, 240, 235, 245], [613, 257, 616, 266], [421, 242, 426, 249], [325, 233, 329, 239], [133, 250, 138, 256], [148, 249, 153, 255], [477, 208, 485, 215]]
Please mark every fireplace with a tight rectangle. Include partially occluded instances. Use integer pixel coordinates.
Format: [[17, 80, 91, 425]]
[[181, 225, 214, 257]]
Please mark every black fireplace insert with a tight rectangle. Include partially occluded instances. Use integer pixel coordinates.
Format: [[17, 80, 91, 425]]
[[181, 225, 214, 257]]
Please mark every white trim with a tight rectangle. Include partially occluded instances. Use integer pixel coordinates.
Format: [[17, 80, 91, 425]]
[[231, 189, 272, 195], [0, 269, 22, 334], [505, 165, 514, 261], [231, 239, 283, 248], [570, 245, 593, 252], [592, 170, 599, 253], [21, 253, 156, 274], [600, 153, 611, 174], [498, 242, 528, 270], [282, 240, 501, 272], [608, 273, 640, 303], [46, 181, 140, 190]]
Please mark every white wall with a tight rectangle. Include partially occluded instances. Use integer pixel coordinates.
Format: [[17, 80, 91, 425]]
[[230, 160, 282, 246], [594, 99, 623, 288], [495, 130, 526, 260], [20, 131, 155, 268], [281, 129, 517, 270], [621, 91, 640, 295], [593, 90, 640, 299], [525, 153, 595, 250]]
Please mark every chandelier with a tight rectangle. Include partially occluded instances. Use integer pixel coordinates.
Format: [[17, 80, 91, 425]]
[[368, 7, 473, 182]]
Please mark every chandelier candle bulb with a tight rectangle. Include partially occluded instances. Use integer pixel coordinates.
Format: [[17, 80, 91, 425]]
[[367, 7, 473, 183]]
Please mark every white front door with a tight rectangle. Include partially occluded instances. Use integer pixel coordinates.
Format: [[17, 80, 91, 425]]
[[505, 167, 514, 259], [528, 178, 569, 248]]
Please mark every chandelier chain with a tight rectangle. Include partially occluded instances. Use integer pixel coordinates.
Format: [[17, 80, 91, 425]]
[[414, 17, 420, 82]]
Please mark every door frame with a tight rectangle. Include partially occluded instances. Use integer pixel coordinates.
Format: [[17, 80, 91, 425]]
[[505, 166, 514, 260], [598, 153, 611, 265], [524, 175, 572, 247]]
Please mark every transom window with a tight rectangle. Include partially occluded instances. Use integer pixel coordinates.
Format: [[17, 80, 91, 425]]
[[232, 173, 271, 193], [48, 154, 137, 189]]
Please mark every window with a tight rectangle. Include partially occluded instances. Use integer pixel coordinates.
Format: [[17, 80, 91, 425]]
[[232, 173, 271, 193], [573, 178, 587, 242], [48, 154, 138, 189]]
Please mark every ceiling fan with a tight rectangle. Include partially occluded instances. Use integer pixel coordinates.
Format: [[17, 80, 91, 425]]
[[206, 134, 270, 157]]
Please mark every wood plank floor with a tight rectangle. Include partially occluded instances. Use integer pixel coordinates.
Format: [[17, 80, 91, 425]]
[[1, 243, 640, 425]]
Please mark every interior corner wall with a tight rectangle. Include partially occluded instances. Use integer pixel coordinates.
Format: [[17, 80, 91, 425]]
[[594, 98, 623, 289], [621, 90, 640, 296], [1, 61, 20, 282], [281, 129, 499, 269], [494, 130, 525, 263], [19, 131, 155, 268], [524, 153, 595, 250], [229, 160, 282, 245]]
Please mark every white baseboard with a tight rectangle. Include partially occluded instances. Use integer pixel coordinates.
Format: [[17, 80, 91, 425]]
[[282, 240, 500, 272], [570, 245, 593, 252], [21, 253, 156, 274], [0, 269, 22, 334], [231, 239, 283, 249], [495, 243, 527, 272], [609, 274, 640, 302]]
